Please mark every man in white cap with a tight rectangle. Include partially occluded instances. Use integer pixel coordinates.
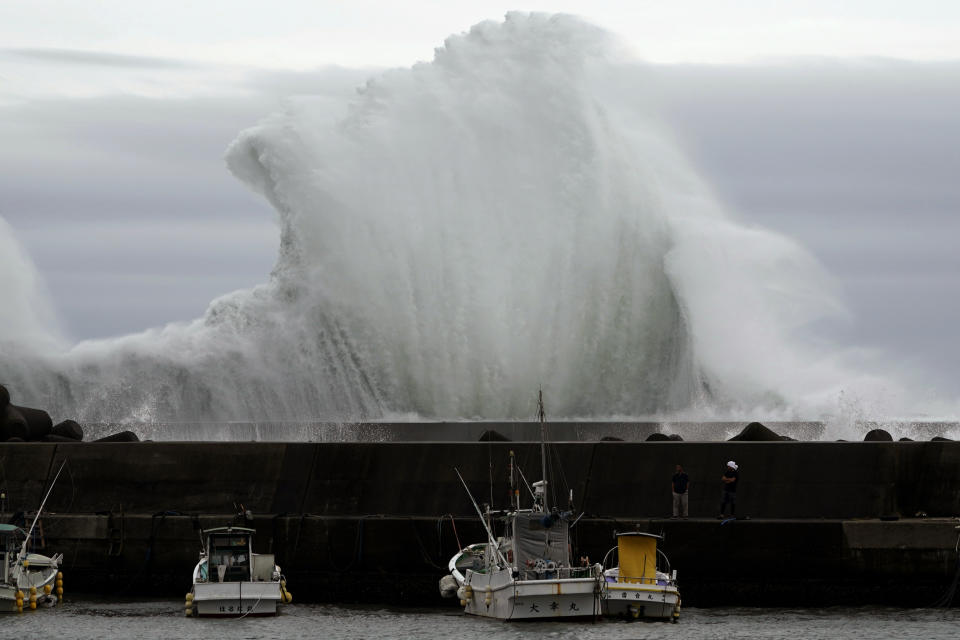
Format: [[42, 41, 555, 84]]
[[718, 460, 739, 518]]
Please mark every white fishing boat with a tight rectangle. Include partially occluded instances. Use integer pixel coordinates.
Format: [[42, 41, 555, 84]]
[[186, 525, 291, 617], [1, 525, 63, 613], [601, 532, 681, 621], [440, 390, 604, 620], [1, 462, 66, 614]]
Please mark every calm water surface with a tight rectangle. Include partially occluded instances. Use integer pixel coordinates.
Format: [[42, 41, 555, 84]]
[[3, 599, 959, 639]]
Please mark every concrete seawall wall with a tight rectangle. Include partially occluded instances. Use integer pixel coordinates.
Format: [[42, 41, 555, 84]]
[[2, 441, 960, 606], [5, 441, 959, 518]]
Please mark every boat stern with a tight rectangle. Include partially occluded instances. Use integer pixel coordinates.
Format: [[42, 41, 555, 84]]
[[190, 581, 282, 617]]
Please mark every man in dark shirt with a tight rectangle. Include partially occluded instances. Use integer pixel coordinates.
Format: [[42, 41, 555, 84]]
[[671, 464, 690, 518], [719, 460, 739, 518]]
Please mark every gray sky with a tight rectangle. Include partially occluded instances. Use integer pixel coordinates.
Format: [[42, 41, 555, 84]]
[[652, 62, 960, 391], [2, 1, 959, 70], [0, 3, 958, 395]]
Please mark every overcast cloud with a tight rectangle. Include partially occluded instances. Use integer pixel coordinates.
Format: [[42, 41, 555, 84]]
[[650, 62, 960, 390]]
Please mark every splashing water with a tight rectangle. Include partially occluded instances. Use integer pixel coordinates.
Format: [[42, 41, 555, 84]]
[[0, 13, 940, 430], [0, 217, 64, 351]]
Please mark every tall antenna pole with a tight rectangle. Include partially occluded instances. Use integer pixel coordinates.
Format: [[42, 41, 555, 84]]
[[538, 387, 548, 512], [17, 460, 65, 567], [509, 449, 518, 511]]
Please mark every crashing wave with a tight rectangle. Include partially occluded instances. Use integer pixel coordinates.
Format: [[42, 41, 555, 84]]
[[0, 13, 876, 424]]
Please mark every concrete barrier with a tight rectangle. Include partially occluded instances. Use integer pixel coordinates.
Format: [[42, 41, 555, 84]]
[[2, 440, 959, 606], [3, 441, 959, 518]]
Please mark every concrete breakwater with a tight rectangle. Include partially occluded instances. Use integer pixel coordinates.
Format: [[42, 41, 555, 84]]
[[2, 440, 959, 606]]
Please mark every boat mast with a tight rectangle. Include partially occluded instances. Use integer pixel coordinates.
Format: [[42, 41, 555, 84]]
[[509, 449, 519, 512], [538, 387, 548, 512], [16, 460, 65, 572]]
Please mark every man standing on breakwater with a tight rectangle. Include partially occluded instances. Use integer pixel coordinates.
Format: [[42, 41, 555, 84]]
[[671, 464, 690, 519], [718, 461, 739, 519]]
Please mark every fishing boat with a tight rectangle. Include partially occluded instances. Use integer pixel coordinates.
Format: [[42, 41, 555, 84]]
[[1, 463, 66, 613], [1, 525, 63, 613], [440, 390, 604, 620], [601, 532, 681, 621], [186, 525, 291, 617]]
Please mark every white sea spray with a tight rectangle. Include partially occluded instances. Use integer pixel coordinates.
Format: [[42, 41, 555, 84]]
[[0, 13, 951, 434]]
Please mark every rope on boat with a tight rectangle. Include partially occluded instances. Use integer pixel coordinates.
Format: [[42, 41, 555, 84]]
[[437, 514, 462, 555], [234, 585, 263, 620], [514, 464, 536, 501], [232, 580, 265, 620]]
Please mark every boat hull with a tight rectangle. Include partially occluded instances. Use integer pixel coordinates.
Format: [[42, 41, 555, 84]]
[[602, 582, 680, 620], [1, 558, 61, 613], [191, 582, 281, 617], [462, 569, 601, 620], [0, 587, 58, 612]]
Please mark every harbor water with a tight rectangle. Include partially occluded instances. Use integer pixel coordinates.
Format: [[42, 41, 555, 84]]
[[3, 599, 959, 640]]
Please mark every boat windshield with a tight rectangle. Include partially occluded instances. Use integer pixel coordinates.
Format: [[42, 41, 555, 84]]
[[0, 525, 25, 553], [1, 526, 25, 585]]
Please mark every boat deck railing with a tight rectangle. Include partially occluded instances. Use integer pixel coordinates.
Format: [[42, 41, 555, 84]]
[[608, 575, 676, 586], [517, 566, 600, 581]]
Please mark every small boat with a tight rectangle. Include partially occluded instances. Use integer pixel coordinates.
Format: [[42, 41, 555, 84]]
[[601, 532, 681, 622], [440, 390, 604, 620], [186, 525, 291, 617], [1, 462, 66, 614], [1, 524, 63, 613]]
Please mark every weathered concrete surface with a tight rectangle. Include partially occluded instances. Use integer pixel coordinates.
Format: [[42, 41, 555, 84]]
[[4, 441, 959, 518], [2, 441, 960, 606]]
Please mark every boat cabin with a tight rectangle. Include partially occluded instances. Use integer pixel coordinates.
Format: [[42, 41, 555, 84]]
[[203, 527, 254, 583]]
